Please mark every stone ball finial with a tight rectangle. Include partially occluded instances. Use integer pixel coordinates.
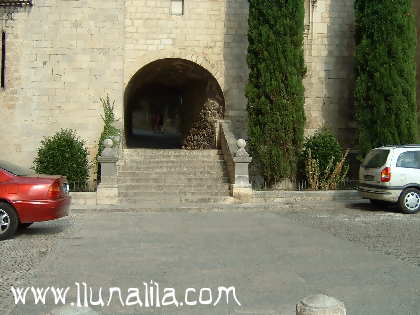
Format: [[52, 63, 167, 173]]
[[235, 139, 249, 158], [237, 139, 246, 149], [101, 138, 116, 158], [103, 138, 113, 149], [111, 135, 121, 144]]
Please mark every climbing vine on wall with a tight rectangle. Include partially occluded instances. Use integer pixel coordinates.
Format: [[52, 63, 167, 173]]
[[183, 99, 223, 150]]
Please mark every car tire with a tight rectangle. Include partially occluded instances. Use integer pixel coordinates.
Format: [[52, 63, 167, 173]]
[[369, 199, 389, 207], [399, 188, 420, 214], [0, 202, 19, 241], [19, 223, 33, 229]]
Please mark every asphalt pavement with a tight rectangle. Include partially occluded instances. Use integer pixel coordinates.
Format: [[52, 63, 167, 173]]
[[3, 200, 420, 315]]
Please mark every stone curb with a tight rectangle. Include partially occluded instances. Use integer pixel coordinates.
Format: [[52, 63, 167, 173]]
[[69, 194, 365, 213], [253, 190, 360, 202], [70, 190, 362, 210]]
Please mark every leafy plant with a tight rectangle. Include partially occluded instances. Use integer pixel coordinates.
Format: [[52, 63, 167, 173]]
[[246, 0, 306, 187], [33, 129, 89, 185], [183, 99, 223, 150], [354, 0, 417, 157], [301, 129, 343, 178], [305, 148, 349, 190], [96, 95, 120, 161], [301, 129, 349, 190]]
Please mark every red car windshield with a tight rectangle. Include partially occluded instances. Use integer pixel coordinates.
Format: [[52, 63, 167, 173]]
[[0, 160, 35, 176]]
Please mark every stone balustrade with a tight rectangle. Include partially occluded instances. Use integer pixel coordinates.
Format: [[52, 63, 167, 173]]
[[97, 137, 120, 205], [219, 120, 253, 201]]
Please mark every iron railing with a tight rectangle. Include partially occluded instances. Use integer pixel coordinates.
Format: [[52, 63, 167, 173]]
[[69, 181, 97, 193], [254, 178, 359, 192]]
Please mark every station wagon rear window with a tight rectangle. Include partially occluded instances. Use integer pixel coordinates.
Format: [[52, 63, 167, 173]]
[[396, 151, 420, 169], [362, 149, 390, 168]]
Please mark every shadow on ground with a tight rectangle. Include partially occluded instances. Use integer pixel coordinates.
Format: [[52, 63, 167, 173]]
[[15, 221, 69, 238], [344, 201, 402, 214]]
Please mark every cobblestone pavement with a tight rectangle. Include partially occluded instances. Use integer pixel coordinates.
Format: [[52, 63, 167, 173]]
[[279, 200, 420, 267], [0, 216, 74, 313]]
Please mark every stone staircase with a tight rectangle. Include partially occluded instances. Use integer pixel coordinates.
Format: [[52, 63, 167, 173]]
[[117, 149, 232, 206]]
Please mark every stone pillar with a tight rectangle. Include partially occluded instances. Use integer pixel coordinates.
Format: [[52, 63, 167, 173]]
[[296, 294, 346, 315], [97, 139, 119, 205], [232, 139, 253, 201]]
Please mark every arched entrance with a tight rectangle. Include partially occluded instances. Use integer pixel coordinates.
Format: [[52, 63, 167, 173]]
[[124, 58, 225, 149]]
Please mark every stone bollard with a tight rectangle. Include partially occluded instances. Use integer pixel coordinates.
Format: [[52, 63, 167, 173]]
[[296, 294, 346, 315], [232, 139, 253, 202], [97, 138, 119, 205]]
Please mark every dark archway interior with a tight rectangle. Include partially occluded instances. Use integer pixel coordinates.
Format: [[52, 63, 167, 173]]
[[124, 58, 225, 148]]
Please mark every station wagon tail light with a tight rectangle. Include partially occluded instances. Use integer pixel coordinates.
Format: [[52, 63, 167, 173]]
[[380, 167, 391, 182], [48, 181, 61, 199]]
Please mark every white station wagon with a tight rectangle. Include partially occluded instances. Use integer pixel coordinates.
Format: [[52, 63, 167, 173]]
[[358, 145, 420, 214]]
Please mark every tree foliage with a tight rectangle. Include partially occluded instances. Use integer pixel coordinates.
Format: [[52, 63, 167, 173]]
[[354, 0, 417, 157], [301, 129, 344, 178], [33, 129, 90, 185], [246, 0, 306, 187], [183, 99, 223, 150], [301, 129, 349, 190]]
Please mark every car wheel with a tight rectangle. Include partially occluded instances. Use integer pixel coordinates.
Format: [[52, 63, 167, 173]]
[[399, 188, 420, 214], [19, 223, 33, 229], [0, 202, 19, 241], [369, 199, 389, 207]]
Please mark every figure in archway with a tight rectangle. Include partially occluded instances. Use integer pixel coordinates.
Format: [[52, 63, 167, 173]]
[[151, 109, 163, 133], [124, 58, 225, 149]]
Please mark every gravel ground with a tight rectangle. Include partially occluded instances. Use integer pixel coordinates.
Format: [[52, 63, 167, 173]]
[[279, 200, 420, 267], [0, 216, 74, 313]]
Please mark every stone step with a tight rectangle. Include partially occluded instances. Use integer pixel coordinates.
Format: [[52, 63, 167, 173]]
[[119, 190, 229, 198], [118, 170, 228, 176], [118, 149, 230, 205], [123, 149, 223, 157], [118, 183, 230, 192], [121, 161, 226, 168], [123, 155, 225, 161], [119, 196, 232, 204], [117, 177, 230, 184]]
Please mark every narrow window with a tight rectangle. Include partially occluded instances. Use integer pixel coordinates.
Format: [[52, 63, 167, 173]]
[[171, 0, 184, 16], [1, 31, 5, 89]]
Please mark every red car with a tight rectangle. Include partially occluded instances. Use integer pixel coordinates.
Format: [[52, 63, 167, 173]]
[[0, 160, 70, 240]]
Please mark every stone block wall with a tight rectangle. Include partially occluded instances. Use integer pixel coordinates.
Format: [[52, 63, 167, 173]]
[[123, 0, 249, 139], [415, 1, 420, 133], [0, 0, 124, 168], [303, 0, 356, 147], [0, 0, 358, 171]]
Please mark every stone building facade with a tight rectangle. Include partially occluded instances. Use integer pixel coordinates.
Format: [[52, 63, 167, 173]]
[[0, 0, 416, 169], [415, 1, 420, 126]]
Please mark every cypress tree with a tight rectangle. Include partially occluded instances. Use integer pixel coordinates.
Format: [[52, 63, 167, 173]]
[[355, 0, 417, 157], [246, 0, 306, 187]]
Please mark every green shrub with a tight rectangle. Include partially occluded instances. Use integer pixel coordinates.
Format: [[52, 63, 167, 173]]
[[301, 129, 349, 190], [246, 0, 306, 187], [33, 129, 90, 185], [96, 95, 120, 161], [354, 0, 417, 157], [301, 129, 343, 177]]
